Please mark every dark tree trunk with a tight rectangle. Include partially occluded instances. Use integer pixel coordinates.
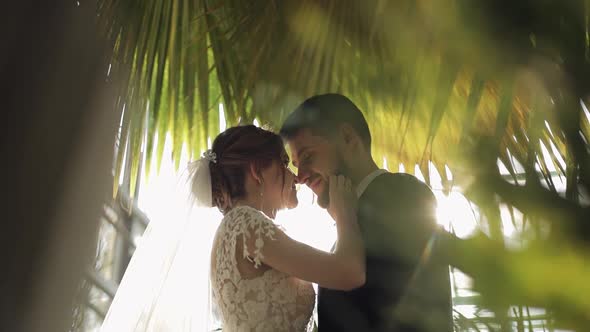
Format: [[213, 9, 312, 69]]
[[0, 1, 118, 331]]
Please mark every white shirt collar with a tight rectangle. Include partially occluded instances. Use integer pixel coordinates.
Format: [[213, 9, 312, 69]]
[[356, 169, 388, 198]]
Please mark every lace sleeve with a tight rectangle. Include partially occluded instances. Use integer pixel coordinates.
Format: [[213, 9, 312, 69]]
[[211, 206, 316, 332], [235, 206, 277, 268]]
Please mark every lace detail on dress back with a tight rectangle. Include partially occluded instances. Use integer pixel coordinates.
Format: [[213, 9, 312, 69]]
[[211, 206, 315, 332]]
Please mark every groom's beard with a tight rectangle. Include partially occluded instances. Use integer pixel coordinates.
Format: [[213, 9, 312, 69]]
[[317, 153, 349, 209]]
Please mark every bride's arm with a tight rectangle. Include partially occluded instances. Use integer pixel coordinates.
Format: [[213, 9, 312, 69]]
[[248, 175, 365, 291]]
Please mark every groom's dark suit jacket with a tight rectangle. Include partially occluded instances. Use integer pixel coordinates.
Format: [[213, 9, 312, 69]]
[[318, 173, 453, 332]]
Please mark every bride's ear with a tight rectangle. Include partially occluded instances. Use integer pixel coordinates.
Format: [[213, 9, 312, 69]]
[[249, 162, 263, 185]]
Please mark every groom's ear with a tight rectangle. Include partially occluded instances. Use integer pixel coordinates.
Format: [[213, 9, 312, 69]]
[[339, 123, 358, 147]]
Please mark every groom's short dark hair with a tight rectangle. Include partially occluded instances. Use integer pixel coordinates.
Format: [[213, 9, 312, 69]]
[[279, 93, 372, 149]]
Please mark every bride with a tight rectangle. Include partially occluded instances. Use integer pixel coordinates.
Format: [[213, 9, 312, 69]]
[[100, 125, 365, 331]]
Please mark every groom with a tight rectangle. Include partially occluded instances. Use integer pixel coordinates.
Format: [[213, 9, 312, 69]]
[[280, 94, 453, 332]]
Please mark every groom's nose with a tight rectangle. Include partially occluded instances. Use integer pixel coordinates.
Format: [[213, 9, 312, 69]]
[[296, 171, 310, 185]]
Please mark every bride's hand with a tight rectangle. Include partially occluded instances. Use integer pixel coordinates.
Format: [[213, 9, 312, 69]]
[[327, 175, 357, 223], [247, 174, 365, 290]]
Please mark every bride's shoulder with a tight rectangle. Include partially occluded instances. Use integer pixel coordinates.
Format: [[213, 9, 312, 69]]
[[224, 205, 272, 224], [221, 206, 278, 243]]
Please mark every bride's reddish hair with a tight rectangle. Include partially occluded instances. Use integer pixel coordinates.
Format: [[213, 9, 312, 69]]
[[199, 125, 285, 213]]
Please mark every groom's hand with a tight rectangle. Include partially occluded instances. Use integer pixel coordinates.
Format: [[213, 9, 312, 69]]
[[327, 175, 357, 223]]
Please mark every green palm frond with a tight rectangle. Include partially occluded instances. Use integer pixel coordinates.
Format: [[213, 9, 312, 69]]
[[100, 0, 589, 186]]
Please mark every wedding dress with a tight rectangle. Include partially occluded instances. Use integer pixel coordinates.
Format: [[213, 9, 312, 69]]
[[100, 155, 314, 332], [211, 205, 315, 332]]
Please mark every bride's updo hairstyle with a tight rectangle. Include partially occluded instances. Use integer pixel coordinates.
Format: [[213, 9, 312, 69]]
[[201, 125, 286, 213]]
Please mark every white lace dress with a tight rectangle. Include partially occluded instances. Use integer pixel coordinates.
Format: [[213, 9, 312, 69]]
[[210, 206, 316, 332]]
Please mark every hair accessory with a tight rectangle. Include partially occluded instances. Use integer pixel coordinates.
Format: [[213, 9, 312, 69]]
[[202, 149, 217, 163]]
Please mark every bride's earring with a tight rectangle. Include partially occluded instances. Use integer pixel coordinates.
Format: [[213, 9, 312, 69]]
[[259, 179, 264, 212]]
